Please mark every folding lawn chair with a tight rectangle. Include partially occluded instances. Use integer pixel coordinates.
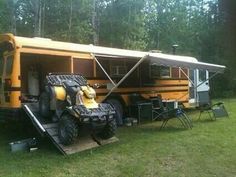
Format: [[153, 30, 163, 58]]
[[198, 102, 229, 120], [151, 96, 192, 129]]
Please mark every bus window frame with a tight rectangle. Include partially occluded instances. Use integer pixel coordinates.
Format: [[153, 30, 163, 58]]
[[3, 51, 14, 77], [0, 54, 4, 76], [149, 64, 172, 79], [199, 69, 207, 82], [109, 60, 127, 78]]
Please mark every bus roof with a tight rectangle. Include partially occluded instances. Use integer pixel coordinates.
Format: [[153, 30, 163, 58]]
[[0, 33, 226, 73]]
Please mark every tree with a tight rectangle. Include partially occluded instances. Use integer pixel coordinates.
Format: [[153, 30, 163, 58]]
[[98, 0, 147, 50], [0, 0, 16, 34], [92, 0, 99, 45]]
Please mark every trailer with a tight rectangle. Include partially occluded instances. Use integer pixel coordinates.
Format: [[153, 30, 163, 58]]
[[0, 34, 225, 153]]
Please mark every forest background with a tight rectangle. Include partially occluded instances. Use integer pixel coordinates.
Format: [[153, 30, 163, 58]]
[[0, 0, 235, 97]]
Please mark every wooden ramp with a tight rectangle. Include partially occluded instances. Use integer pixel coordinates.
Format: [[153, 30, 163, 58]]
[[22, 103, 118, 155]]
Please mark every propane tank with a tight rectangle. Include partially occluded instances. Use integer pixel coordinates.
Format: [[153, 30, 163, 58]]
[[28, 66, 39, 96]]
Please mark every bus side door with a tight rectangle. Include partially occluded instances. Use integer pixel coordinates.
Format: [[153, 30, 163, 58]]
[[196, 69, 210, 105]]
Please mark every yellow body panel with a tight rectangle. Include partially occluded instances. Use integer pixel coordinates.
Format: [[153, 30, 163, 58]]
[[53, 85, 98, 108], [82, 96, 98, 109], [10, 50, 21, 108], [80, 86, 98, 108], [54, 86, 66, 101], [20, 48, 92, 59]]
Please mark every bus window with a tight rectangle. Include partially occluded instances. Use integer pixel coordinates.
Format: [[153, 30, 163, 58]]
[[0, 55, 3, 75], [110, 60, 127, 77], [160, 66, 171, 78], [73, 58, 94, 77], [171, 67, 179, 78], [150, 64, 160, 78], [110, 66, 127, 77], [199, 70, 206, 82], [150, 65, 171, 78], [180, 68, 188, 79], [5, 55, 14, 75]]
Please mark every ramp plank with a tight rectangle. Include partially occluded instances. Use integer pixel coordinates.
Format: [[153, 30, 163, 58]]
[[45, 127, 58, 136], [43, 123, 59, 129], [96, 136, 119, 146]]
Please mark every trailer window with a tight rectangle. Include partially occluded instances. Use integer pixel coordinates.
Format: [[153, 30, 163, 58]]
[[6, 55, 14, 75]]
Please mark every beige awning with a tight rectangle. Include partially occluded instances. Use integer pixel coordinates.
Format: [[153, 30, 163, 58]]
[[148, 53, 225, 73]]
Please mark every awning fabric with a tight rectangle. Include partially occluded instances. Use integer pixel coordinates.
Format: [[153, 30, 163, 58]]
[[148, 53, 225, 73]]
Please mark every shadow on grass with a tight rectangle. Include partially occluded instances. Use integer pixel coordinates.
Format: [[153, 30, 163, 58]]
[[194, 118, 215, 123], [0, 121, 63, 155], [141, 124, 188, 132], [0, 121, 40, 141], [119, 122, 189, 137]]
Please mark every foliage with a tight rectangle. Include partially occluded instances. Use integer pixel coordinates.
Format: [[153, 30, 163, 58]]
[[99, 0, 147, 49]]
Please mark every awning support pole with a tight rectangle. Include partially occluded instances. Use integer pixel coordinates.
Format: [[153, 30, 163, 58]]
[[91, 53, 116, 86], [179, 67, 194, 85], [195, 71, 219, 89], [176, 71, 219, 102], [103, 55, 148, 101]]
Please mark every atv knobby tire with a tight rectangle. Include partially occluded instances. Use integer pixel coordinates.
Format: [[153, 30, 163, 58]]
[[39, 92, 51, 118], [58, 114, 78, 145], [97, 119, 117, 140]]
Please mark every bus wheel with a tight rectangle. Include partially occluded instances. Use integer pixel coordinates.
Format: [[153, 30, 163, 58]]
[[106, 99, 123, 126], [39, 92, 51, 118], [58, 114, 78, 145]]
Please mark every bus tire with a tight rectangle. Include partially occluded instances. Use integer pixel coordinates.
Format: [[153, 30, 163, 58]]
[[39, 92, 51, 118], [106, 99, 123, 126], [58, 114, 78, 145]]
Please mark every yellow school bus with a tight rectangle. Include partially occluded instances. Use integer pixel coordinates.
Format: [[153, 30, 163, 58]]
[[0, 33, 225, 124]]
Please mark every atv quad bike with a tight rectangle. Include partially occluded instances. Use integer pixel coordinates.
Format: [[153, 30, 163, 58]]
[[39, 73, 117, 145]]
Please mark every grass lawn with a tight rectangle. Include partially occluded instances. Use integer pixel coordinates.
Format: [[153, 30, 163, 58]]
[[0, 98, 235, 177]]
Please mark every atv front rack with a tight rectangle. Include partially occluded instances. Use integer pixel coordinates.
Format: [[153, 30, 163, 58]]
[[72, 103, 116, 123], [46, 73, 87, 86]]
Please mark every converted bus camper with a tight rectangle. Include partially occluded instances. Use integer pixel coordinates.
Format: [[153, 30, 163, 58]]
[[0, 34, 225, 125]]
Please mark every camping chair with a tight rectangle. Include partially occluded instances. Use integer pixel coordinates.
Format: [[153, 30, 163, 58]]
[[198, 102, 229, 120], [151, 96, 192, 129]]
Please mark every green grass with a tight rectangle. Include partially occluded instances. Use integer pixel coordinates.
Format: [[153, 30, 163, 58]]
[[0, 98, 236, 177]]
